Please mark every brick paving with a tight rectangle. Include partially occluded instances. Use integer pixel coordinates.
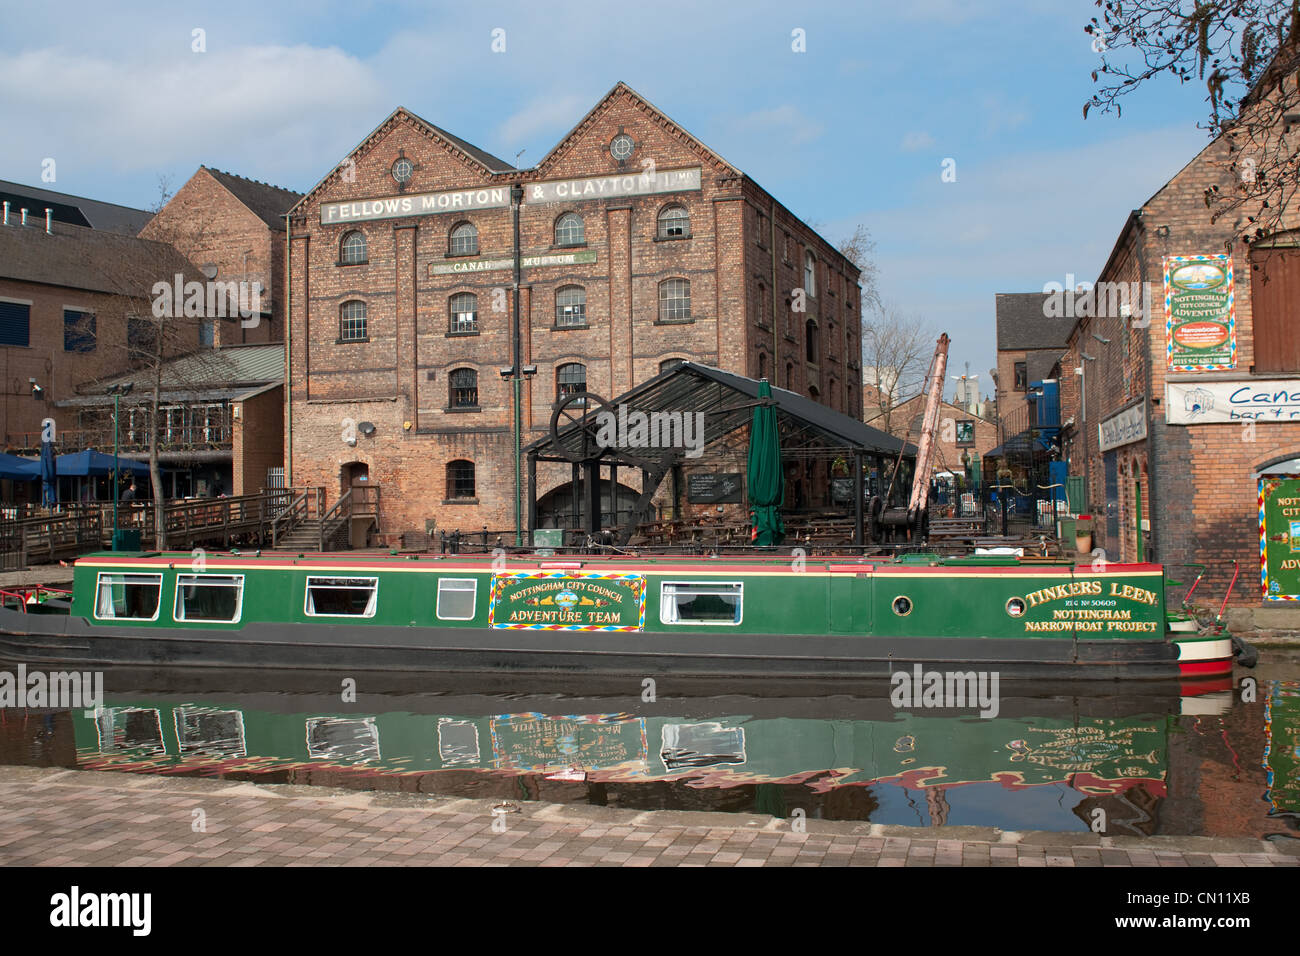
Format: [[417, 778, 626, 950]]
[[1, 766, 1297, 867]]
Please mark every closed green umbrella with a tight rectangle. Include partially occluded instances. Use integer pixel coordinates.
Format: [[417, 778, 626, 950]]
[[747, 379, 785, 546]]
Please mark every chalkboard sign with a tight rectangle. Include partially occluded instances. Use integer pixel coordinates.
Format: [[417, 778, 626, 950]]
[[687, 472, 743, 503]]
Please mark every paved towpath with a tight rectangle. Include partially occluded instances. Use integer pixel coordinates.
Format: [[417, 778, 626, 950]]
[[1, 766, 1296, 867]]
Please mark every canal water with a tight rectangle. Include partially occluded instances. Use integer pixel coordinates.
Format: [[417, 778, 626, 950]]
[[1, 653, 1297, 840]]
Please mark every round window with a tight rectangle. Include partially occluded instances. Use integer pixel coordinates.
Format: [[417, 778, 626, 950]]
[[1006, 597, 1027, 617], [392, 157, 414, 183], [610, 134, 635, 161], [892, 596, 913, 617]]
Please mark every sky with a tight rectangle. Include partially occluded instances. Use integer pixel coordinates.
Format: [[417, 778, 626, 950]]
[[0, 0, 1218, 399]]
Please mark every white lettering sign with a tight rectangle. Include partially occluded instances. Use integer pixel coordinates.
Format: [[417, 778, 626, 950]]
[[429, 250, 597, 276], [1167, 379, 1300, 424], [321, 187, 510, 224], [1098, 399, 1147, 451], [528, 168, 701, 204]]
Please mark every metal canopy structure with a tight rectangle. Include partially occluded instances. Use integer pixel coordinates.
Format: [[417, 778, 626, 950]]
[[523, 362, 917, 546]]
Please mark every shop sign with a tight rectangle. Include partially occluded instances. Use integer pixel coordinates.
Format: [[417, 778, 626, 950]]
[[1166, 379, 1300, 424], [488, 571, 646, 630], [1098, 400, 1147, 452], [1163, 254, 1236, 371], [1260, 476, 1300, 601]]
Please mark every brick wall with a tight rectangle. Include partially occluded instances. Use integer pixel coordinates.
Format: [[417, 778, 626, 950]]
[[231, 384, 283, 496], [287, 86, 862, 540]]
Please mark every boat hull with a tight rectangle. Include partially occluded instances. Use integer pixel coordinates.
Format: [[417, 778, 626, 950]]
[[0, 608, 1232, 681]]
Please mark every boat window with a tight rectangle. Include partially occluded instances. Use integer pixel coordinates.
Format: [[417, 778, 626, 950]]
[[93, 572, 162, 621], [173, 574, 244, 623], [305, 576, 379, 617], [437, 578, 477, 620], [660, 582, 743, 625]]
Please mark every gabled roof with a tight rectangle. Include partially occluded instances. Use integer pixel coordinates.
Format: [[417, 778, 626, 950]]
[[531, 81, 740, 178], [525, 361, 915, 465], [290, 107, 515, 216], [0, 219, 202, 295], [995, 293, 1076, 351], [0, 178, 152, 235], [203, 168, 303, 231]]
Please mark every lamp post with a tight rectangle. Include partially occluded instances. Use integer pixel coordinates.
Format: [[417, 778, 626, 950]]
[[107, 382, 133, 549], [510, 184, 524, 547]]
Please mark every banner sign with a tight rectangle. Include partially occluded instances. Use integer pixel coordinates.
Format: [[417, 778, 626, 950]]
[[1098, 399, 1147, 451], [429, 249, 596, 276], [1260, 476, 1300, 601], [321, 168, 702, 224], [488, 571, 646, 630], [1167, 379, 1300, 424], [1163, 254, 1236, 371]]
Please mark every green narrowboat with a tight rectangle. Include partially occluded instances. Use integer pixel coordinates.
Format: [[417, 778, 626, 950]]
[[0, 549, 1238, 681]]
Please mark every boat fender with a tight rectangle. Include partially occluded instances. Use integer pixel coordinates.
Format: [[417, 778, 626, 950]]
[[1231, 634, 1259, 668]]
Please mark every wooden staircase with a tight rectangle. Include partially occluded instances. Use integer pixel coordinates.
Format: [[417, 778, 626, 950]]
[[270, 485, 380, 552]]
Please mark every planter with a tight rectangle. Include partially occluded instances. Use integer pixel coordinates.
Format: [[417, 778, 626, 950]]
[[1075, 532, 1092, 554]]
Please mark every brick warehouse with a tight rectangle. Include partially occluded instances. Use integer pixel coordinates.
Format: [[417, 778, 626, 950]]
[[286, 82, 865, 540], [1055, 44, 1300, 628]]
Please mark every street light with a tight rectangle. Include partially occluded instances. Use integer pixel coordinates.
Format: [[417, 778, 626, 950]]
[[107, 382, 133, 550]]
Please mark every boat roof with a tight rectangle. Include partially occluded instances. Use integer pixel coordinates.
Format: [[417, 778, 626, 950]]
[[75, 550, 1165, 576]]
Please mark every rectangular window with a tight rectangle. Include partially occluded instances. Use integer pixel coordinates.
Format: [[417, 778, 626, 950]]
[[660, 581, 743, 625], [63, 309, 96, 352], [173, 574, 244, 623], [436, 578, 477, 620], [1014, 361, 1028, 391], [199, 319, 215, 347], [305, 576, 378, 617], [0, 300, 31, 347], [94, 572, 162, 621]]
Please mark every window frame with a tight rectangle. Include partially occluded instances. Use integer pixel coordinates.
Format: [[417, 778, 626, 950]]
[[657, 278, 692, 324], [1014, 361, 1028, 391], [556, 362, 587, 403], [657, 204, 691, 240], [554, 212, 585, 248], [172, 573, 245, 624], [63, 307, 97, 353], [446, 460, 476, 500], [303, 575, 379, 619], [340, 230, 368, 265], [448, 221, 479, 257], [659, 581, 744, 626], [555, 285, 587, 328], [0, 298, 31, 348], [448, 367, 479, 409], [93, 571, 164, 622], [449, 292, 479, 334], [339, 300, 368, 343], [436, 577, 478, 620]]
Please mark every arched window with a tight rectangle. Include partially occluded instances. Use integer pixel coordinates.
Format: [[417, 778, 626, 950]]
[[555, 212, 584, 247], [806, 319, 819, 364], [555, 286, 586, 327], [340, 301, 367, 342], [657, 204, 689, 239], [449, 293, 478, 333], [446, 460, 475, 499], [340, 231, 367, 265], [449, 368, 478, 408], [557, 363, 587, 403], [827, 377, 837, 411], [804, 250, 817, 297], [659, 358, 685, 373], [758, 352, 767, 380], [786, 363, 794, 389], [658, 278, 691, 323], [449, 222, 478, 256]]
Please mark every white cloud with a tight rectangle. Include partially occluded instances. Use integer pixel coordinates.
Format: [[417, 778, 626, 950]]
[[0, 44, 386, 180], [900, 131, 937, 152], [728, 105, 825, 146]]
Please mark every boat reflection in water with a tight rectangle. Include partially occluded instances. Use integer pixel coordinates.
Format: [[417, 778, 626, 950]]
[[3, 669, 1296, 837]]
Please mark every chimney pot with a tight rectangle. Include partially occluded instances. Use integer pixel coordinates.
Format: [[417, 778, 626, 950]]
[[2, 201, 8, 226], [20, 208, 28, 227], [45, 208, 52, 234]]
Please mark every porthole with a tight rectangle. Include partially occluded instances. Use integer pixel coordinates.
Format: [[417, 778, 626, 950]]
[[892, 595, 912, 617], [1006, 597, 1027, 618], [392, 157, 414, 184]]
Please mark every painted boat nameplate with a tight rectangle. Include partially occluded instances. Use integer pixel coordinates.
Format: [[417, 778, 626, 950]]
[[487, 571, 647, 630]]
